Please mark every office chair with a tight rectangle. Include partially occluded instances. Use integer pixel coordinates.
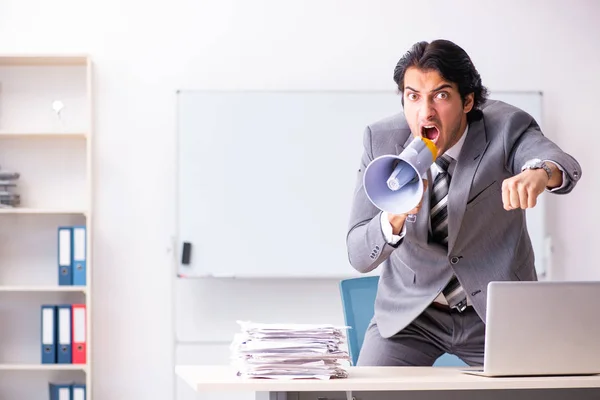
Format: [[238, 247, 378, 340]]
[[339, 275, 468, 367]]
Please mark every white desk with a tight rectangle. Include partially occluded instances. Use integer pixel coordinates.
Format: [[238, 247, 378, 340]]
[[176, 365, 600, 400]]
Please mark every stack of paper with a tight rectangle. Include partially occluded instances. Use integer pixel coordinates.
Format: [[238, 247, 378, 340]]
[[0, 169, 20, 208], [230, 321, 350, 380]]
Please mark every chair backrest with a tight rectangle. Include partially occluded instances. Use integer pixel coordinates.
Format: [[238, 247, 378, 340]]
[[339, 276, 380, 366], [339, 276, 467, 367]]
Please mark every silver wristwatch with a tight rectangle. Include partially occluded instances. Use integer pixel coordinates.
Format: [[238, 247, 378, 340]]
[[521, 158, 552, 180]]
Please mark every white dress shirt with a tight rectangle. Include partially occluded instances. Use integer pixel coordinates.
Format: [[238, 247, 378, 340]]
[[380, 125, 469, 245]]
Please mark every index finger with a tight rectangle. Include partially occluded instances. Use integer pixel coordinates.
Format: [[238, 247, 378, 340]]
[[502, 179, 511, 210]]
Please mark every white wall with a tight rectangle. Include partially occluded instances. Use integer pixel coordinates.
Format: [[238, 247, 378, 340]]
[[0, 0, 598, 399]]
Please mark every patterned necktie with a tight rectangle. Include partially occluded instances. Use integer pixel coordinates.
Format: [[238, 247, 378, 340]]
[[430, 155, 452, 244], [430, 154, 468, 312]]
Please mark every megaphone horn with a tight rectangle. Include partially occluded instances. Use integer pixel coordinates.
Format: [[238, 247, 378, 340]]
[[363, 136, 438, 215]]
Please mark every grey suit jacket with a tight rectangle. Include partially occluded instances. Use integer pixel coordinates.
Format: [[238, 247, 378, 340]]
[[346, 99, 582, 338]]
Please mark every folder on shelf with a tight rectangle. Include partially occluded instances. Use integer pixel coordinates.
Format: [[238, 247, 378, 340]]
[[72, 225, 87, 286], [57, 304, 72, 364], [72, 384, 86, 400], [72, 304, 86, 364], [48, 382, 86, 400], [58, 227, 73, 285], [41, 305, 57, 364], [49, 383, 71, 400]]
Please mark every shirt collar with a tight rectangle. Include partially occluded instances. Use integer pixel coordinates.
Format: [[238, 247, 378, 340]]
[[444, 124, 469, 161]]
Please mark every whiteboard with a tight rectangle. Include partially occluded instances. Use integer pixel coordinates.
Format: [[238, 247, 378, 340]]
[[175, 90, 547, 278]]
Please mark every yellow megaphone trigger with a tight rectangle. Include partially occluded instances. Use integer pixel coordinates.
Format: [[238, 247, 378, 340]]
[[420, 137, 438, 161]]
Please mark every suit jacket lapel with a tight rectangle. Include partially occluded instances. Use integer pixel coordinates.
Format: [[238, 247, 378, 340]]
[[447, 119, 489, 254]]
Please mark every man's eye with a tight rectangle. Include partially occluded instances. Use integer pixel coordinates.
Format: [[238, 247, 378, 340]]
[[436, 92, 448, 100], [407, 93, 418, 101]]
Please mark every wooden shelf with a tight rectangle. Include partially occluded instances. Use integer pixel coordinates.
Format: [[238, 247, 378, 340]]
[[0, 55, 89, 66], [0, 286, 86, 293], [0, 132, 87, 139], [0, 364, 86, 371], [0, 208, 87, 215]]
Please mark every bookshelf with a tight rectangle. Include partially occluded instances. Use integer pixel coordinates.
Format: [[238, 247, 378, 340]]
[[0, 55, 92, 399]]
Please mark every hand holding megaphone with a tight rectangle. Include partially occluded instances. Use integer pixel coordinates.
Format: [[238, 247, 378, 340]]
[[363, 136, 438, 218]]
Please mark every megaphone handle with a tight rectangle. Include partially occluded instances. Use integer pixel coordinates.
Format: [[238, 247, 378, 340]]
[[406, 214, 416, 223]]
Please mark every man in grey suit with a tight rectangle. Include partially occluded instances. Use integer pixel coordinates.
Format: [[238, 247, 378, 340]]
[[346, 39, 582, 366]]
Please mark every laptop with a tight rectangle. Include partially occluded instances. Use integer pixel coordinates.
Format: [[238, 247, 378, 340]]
[[462, 280, 600, 377]]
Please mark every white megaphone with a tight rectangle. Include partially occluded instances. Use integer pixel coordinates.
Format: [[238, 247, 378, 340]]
[[363, 136, 438, 215]]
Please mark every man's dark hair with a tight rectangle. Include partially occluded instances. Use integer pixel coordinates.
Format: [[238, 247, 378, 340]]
[[393, 39, 488, 122]]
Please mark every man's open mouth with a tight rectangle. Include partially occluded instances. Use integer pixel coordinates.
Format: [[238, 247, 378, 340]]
[[421, 125, 440, 142]]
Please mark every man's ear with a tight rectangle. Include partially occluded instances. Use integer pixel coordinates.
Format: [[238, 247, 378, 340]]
[[463, 93, 474, 114]]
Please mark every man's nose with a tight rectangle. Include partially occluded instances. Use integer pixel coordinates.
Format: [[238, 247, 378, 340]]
[[420, 100, 436, 119]]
